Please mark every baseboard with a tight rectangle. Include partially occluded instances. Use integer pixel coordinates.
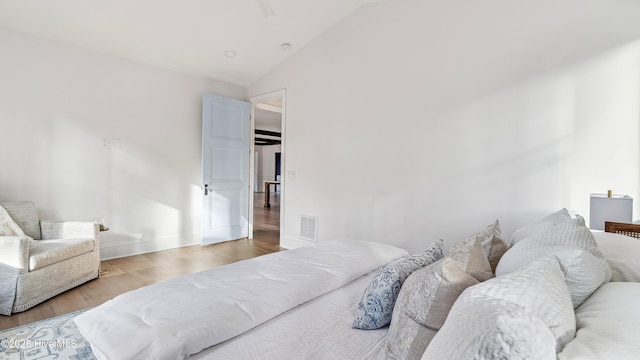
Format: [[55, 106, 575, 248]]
[[280, 235, 315, 250], [100, 233, 200, 260]]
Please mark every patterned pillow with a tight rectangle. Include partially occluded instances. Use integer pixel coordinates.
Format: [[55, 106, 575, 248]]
[[352, 239, 444, 330], [385, 258, 478, 360], [449, 220, 508, 273], [423, 256, 575, 359], [448, 238, 493, 282]]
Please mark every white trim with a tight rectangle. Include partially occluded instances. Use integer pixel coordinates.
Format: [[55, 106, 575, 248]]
[[99, 233, 200, 260]]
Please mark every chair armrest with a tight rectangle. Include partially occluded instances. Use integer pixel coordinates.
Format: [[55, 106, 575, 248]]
[[0, 236, 29, 272], [40, 220, 99, 241]]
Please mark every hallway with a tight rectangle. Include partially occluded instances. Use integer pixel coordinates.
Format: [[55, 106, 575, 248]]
[[253, 191, 280, 248]]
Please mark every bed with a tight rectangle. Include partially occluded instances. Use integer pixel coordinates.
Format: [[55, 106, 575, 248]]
[[3, 212, 640, 360]]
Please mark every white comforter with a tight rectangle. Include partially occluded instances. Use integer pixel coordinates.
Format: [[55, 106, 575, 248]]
[[74, 240, 407, 360]]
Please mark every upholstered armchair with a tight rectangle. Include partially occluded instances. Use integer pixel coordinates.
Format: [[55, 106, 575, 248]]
[[0, 201, 100, 315]]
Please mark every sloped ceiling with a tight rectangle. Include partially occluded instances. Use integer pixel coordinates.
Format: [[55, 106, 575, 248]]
[[0, 0, 380, 87]]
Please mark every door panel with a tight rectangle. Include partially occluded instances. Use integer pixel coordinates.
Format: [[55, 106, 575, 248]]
[[202, 94, 250, 245]]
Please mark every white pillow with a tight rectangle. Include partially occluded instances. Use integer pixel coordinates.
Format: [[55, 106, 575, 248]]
[[424, 256, 575, 359], [497, 218, 611, 308], [553, 249, 611, 308], [502, 215, 604, 263], [510, 208, 571, 246], [422, 302, 556, 360], [592, 231, 640, 282]]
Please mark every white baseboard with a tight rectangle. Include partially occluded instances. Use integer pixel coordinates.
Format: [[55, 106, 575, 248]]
[[280, 235, 315, 250], [100, 233, 200, 260]]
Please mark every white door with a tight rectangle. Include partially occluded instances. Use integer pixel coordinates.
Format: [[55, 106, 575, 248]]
[[202, 94, 250, 245]]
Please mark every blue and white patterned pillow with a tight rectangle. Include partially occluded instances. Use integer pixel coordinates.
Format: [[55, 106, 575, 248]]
[[352, 239, 444, 329]]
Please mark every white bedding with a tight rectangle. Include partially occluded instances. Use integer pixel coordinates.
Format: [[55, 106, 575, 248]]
[[193, 270, 389, 360], [74, 240, 407, 360], [557, 282, 640, 360]]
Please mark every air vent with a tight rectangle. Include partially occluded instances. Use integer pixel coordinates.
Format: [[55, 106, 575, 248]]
[[300, 215, 318, 242]]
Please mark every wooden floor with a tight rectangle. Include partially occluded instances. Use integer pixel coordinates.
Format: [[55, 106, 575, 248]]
[[0, 192, 281, 331]]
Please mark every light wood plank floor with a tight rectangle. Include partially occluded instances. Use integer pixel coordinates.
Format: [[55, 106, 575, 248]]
[[0, 193, 281, 331]]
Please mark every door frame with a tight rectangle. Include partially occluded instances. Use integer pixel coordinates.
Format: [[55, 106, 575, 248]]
[[249, 89, 286, 242]]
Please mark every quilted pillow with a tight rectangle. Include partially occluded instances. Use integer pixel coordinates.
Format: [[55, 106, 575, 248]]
[[510, 208, 571, 246], [425, 256, 575, 359], [553, 249, 611, 308], [422, 301, 557, 360], [496, 245, 610, 308], [352, 239, 444, 329], [385, 258, 478, 360], [593, 231, 640, 282], [503, 215, 604, 262]]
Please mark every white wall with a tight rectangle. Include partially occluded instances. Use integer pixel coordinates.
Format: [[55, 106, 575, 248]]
[[249, 0, 640, 253], [256, 145, 282, 192], [0, 28, 247, 259]]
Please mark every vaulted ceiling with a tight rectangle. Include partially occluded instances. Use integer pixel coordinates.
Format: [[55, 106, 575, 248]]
[[0, 0, 380, 87]]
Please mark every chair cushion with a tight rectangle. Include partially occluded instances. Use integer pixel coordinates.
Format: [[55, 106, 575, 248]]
[[29, 238, 95, 271], [0, 201, 41, 240]]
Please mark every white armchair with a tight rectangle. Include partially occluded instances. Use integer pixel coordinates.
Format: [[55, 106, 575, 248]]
[[0, 201, 100, 315]]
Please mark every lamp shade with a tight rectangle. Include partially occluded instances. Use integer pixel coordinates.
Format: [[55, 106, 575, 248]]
[[589, 193, 633, 230]]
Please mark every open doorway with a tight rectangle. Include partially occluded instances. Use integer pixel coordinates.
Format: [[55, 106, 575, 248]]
[[250, 90, 285, 247]]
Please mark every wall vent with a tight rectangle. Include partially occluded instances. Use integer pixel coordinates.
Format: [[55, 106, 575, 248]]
[[300, 215, 318, 242]]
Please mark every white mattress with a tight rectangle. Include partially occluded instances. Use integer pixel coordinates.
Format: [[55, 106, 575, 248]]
[[192, 270, 388, 360]]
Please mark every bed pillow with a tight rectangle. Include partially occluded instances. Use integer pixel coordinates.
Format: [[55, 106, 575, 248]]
[[422, 302, 557, 360], [425, 256, 575, 359], [448, 220, 507, 273], [385, 258, 478, 360], [496, 245, 610, 308], [510, 208, 571, 246], [501, 215, 604, 264], [496, 215, 604, 276], [553, 249, 611, 308], [352, 239, 444, 330], [474, 219, 508, 271], [448, 237, 493, 282], [592, 231, 640, 282]]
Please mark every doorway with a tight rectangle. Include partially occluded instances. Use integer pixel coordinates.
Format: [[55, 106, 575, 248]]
[[250, 90, 286, 247]]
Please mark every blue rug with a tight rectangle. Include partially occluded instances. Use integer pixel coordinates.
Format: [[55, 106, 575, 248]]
[[0, 309, 96, 360]]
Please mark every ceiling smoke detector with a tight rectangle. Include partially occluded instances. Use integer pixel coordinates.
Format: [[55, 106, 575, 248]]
[[224, 50, 237, 58], [280, 43, 292, 51]]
